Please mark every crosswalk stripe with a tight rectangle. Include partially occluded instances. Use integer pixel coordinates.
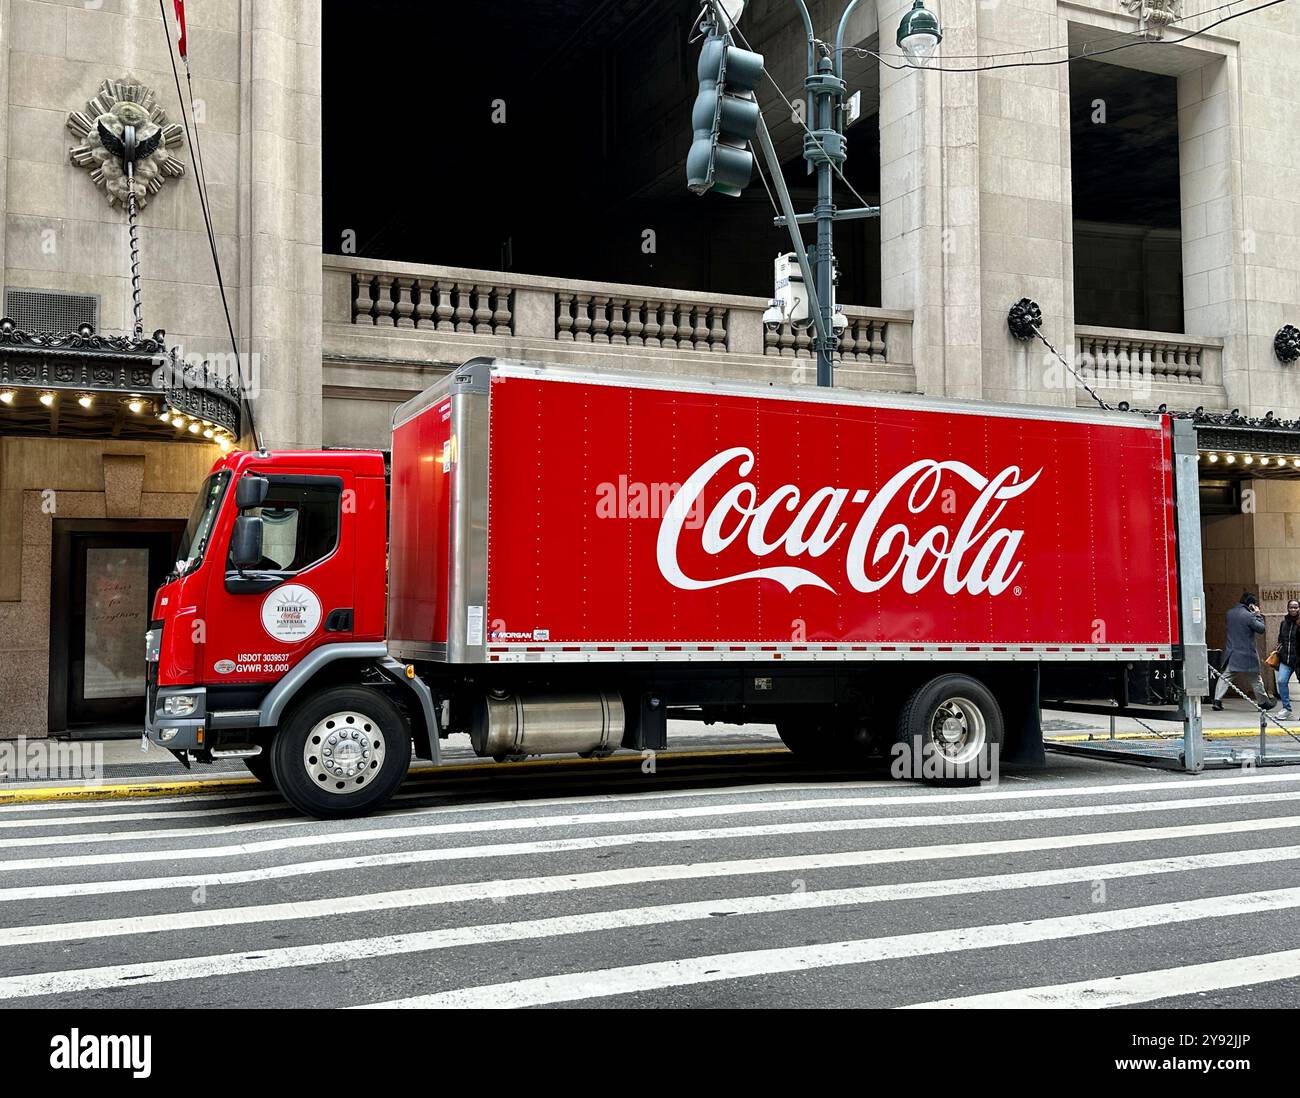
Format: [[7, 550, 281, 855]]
[[0, 801, 296, 831], [901, 947, 1300, 1008], [2, 811, 1298, 906], [354, 885, 1300, 1009], [7, 873, 1300, 1003], [3, 842, 1298, 950], [3, 790, 1298, 871], [4, 768, 1299, 829]]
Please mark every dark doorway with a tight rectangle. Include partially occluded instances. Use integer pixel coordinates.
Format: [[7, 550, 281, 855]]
[[1069, 59, 1183, 332], [49, 521, 184, 734], [322, 0, 882, 305]]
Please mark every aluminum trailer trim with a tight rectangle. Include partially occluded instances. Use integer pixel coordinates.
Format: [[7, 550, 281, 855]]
[[476, 644, 1174, 664], [393, 357, 1167, 434]]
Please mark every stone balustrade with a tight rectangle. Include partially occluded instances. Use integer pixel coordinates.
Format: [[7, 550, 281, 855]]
[[556, 294, 730, 352], [765, 314, 891, 362], [351, 273, 514, 335], [1075, 325, 1224, 389], [323, 257, 916, 447], [326, 257, 912, 369]]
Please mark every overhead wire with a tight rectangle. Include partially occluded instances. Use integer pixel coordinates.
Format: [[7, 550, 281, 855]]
[[158, 0, 263, 450]]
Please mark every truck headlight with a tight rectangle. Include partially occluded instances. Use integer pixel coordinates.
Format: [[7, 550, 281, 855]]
[[157, 728, 180, 742], [162, 694, 198, 717]]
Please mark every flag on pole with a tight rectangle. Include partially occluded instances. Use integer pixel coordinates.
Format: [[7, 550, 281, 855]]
[[172, 0, 188, 61]]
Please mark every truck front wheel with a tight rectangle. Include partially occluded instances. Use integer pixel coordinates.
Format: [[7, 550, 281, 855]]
[[894, 674, 1003, 785], [270, 686, 412, 818], [243, 751, 275, 786]]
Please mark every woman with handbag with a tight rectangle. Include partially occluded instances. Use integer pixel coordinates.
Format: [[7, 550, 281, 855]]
[[1275, 599, 1300, 721]]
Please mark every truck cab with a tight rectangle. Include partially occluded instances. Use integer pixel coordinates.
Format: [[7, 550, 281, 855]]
[[145, 447, 437, 816]]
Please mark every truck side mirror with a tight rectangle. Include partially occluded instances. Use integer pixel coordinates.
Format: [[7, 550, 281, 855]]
[[235, 473, 269, 511], [229, 515, 264, 569]]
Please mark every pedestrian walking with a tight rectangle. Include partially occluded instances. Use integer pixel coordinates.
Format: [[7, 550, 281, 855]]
[[1212, 592, 1274, 711], [1273, 598, 1299, 720]]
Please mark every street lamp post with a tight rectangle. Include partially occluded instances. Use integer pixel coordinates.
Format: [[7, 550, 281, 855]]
[[791, 0, 941, 385], [691, 1, 941, 386]]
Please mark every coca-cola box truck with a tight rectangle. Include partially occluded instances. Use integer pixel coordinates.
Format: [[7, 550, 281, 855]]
[[145, 358, 1208, 817]]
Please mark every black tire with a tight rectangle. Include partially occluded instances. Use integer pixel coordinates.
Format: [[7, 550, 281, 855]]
[[893, 674, 1003, 785], [269, 686, 412, 818], [776, 712, 875, 765], [243, 751, 275, 787]]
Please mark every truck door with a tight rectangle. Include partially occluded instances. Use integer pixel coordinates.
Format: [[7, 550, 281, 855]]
[[204, 472, 355, 687]]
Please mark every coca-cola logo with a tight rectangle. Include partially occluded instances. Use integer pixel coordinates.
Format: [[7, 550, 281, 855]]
[[655, 447, 1041, 596]]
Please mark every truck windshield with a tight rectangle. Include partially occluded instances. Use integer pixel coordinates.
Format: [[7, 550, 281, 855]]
[[175, 471, 230, 576]]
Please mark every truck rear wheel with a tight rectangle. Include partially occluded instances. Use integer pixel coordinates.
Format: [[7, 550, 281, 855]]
[[270, 686, 412, 818], [894, 674, 1002, 785]]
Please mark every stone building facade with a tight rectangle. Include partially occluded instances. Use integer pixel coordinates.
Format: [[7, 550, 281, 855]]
[[0, 0, 319, 735], [2, 0, 1297, 736]]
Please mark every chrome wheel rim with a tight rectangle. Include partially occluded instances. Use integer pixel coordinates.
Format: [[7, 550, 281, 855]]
[[928, 697, 986, 765], [303, 711, 385, 795]]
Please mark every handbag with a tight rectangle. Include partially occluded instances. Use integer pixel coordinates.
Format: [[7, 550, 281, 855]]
[[1266, 649, 1281, 670]]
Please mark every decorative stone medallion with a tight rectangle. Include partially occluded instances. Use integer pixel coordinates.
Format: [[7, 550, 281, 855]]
[[67, 77, 186, 207]]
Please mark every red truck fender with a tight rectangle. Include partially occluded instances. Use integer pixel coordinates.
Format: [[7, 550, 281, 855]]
[[243, 642, 440, 762]]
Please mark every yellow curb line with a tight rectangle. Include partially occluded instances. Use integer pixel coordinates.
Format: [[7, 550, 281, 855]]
[[0, 746, 793, 807], [1050, 727, 1300, 743], [0, 776, 259, 806]]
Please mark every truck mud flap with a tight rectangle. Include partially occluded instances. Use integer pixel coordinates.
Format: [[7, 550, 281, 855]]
[[990, 664, 1045, 769]]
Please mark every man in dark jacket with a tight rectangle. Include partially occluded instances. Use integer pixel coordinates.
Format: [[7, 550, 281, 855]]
[[1212, 592, 1273, 710], [1276, 599, 1299, 720]]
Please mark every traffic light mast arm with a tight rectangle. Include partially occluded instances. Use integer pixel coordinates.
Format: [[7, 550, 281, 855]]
[[753, 108, 830, 348]]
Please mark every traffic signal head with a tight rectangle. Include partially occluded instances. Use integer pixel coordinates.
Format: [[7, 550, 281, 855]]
[[686, 35, 764, 198]]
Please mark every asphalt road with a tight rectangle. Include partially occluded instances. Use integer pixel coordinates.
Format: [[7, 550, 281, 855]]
[[2, 741, 1300, 1009]]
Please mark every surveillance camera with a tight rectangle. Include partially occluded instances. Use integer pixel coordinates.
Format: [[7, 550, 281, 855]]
[[762, 302, 786, 333], [832, 307, 848, 334]]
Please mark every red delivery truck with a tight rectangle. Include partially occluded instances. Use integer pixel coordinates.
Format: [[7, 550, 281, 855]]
[[145, 358, 1209, 817]]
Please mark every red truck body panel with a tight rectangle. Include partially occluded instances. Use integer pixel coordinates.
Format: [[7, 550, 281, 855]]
[[388, 363, 1181, 664]]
